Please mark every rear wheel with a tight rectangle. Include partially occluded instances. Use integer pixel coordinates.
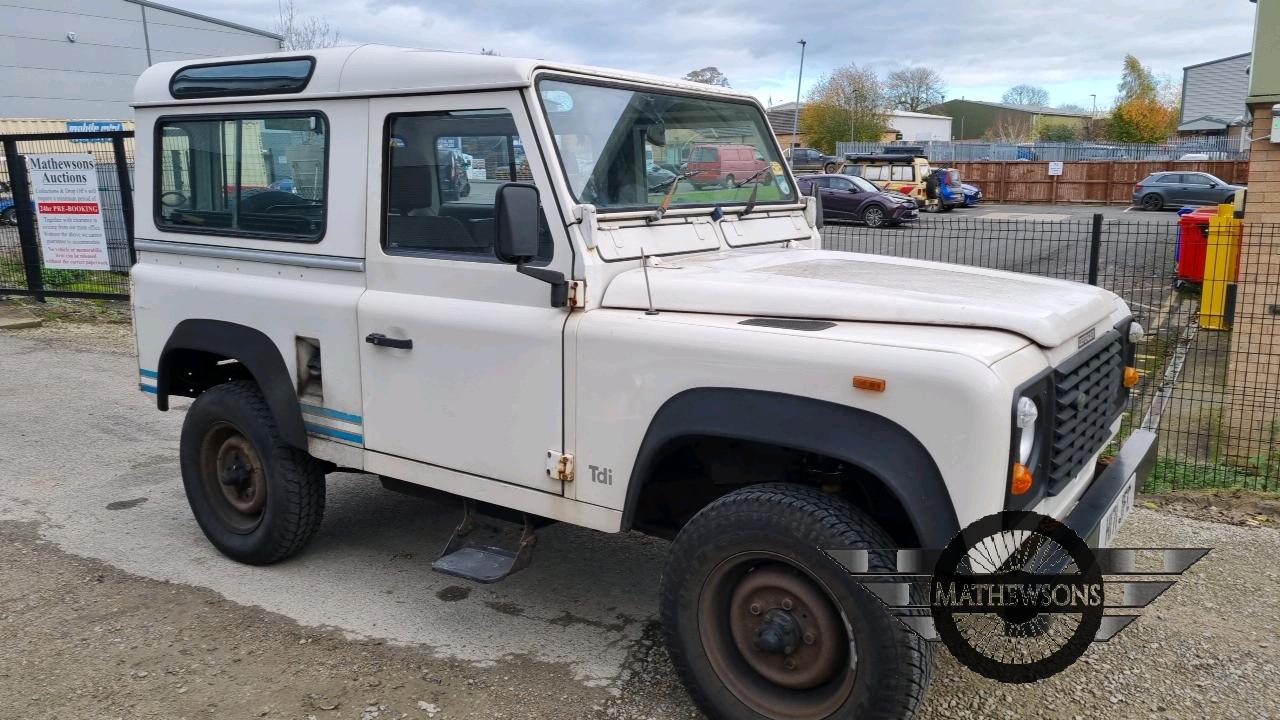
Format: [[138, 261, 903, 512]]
[[724, 174, 736, 188], [862, 205, 888, 228], [661, 484, 932, 720], [1141, 193, 1163, 211], [180, 381, 325, 565]]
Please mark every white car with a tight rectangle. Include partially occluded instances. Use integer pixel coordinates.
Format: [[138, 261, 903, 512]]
[[132, 46, 1154, 720]]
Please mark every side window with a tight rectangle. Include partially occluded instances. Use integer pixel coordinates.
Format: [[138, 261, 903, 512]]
[[828, 178, 854, 191], [1159, 174, 1183, 184], [891, 165, 914, 181], [156, 113, 327, 240], [863, 166, 888, 181], [383, 108, 552, 264]]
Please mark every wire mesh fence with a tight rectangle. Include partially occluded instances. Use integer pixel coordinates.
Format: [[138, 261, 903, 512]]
[[822, 214, 1280, 491], [0, 132, 135, 299], [836, 137, 1249, 162]]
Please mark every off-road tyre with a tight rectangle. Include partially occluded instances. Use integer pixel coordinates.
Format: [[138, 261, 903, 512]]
[[823, 162, 837, 174], [180, 380, 325, 565], [660, 483, 932, 720]]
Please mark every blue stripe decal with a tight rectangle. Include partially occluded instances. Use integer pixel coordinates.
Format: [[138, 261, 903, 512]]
[[139, 368, 158, 378], [139, 383, 158, 394], [305, 422, 364, 444], [299, 403, 363, 424]]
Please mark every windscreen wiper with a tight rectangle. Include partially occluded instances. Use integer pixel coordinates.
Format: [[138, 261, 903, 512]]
[[734, 167, 773, 218], [647, 169, 704, 223]]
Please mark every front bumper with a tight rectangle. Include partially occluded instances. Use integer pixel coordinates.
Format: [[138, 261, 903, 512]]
[[1064, 429, 1158, 546]]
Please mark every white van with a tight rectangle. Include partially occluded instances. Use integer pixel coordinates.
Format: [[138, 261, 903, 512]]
[[131, 46, 1154, 719]]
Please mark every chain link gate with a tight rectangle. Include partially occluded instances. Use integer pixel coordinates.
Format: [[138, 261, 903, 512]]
[[0, 130, 134, 300]]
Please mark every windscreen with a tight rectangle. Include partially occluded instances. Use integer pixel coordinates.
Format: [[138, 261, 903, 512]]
[[538, 78, 794, 211]]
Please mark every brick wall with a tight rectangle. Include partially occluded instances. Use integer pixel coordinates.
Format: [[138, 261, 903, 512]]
[[1223, 104, 1280, 464]]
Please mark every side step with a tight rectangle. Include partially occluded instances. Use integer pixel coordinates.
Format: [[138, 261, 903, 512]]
[[431, 500, 537, 583]]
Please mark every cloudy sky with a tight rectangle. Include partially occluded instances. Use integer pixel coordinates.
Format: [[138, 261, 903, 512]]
[[177, 0, 1257, 110]]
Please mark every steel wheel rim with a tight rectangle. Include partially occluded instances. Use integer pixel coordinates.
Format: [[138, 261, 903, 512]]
[[199, 421, 267, 533], [698, 552, 856, 719]]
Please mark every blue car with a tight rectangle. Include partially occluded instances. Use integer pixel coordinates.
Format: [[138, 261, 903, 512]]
[[962, 182, 983, 207]]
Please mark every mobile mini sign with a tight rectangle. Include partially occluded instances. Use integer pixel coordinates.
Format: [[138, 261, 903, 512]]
[[25, 153, 112, 271]]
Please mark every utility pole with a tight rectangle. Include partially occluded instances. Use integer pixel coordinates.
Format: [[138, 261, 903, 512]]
[[791, 39, 806, 149]]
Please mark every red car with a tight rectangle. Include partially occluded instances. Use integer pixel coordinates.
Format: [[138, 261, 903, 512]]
[[796, 174, 919, 228], [686, 143, 768, 189]]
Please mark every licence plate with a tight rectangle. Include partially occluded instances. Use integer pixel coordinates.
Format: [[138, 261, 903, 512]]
[[1098, 472, 1137, 547]]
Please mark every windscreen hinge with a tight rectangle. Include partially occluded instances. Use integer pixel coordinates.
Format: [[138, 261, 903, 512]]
[[568, 280, 586, 308]]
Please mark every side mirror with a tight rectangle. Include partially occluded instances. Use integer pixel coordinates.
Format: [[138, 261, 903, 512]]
[[494, 182, 541, 264], [493, 182, 569, 308], [810, 182, 824, 230]]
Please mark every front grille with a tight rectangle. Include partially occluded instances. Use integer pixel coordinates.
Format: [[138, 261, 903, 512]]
[[1047, 331, 1124, 494]]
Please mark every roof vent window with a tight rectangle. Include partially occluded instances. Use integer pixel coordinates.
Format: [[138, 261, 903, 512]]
[[170, 58, 315, 99]]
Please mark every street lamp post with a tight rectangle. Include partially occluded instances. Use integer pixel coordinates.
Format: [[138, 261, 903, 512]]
[[791, 39, 806, 149]]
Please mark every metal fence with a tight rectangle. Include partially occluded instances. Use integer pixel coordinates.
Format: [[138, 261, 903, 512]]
[[0, 131, 135, 300], [822, 214, 1280, 491], [836, 137, 1249, 162]]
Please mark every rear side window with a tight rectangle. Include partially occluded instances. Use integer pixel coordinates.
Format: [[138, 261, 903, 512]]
[[170, 59, 314, 99], [156, 113, 327, 241], [891, 165, 914, 181]]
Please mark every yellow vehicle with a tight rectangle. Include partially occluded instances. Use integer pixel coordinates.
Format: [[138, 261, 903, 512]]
[[839, 153, 947, 212]]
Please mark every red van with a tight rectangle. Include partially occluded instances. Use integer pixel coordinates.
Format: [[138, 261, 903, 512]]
[[686, 143, 768, 189]]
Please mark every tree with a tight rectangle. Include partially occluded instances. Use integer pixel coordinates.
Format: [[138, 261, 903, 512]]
[[884, 67, 946, 111], [1037, 123, 1079, 142], [1106, 54, 1179, 143], [799, 64, 887, 152], [1001, 84, 1050, 107], [984, 113, 1035, 142], [276, 0, 341, 50], [682, 67, 731, 87], [1056, 103, 1088, 113]]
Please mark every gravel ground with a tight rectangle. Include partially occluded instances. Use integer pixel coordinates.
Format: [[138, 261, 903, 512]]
[[1, 318, 1278, 719]]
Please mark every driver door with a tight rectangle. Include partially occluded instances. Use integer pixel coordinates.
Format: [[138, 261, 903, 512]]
[[358, 92, 572, 493]]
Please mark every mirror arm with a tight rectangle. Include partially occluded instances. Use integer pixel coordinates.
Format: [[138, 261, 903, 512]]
[[516, 264, 569, 308]]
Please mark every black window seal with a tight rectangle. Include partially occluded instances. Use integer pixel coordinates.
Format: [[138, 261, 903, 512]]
[[168, 56, 317, 100], [533, 72, 797, 213], [153, 109, 330, 244], [378, 107, 552, 266]]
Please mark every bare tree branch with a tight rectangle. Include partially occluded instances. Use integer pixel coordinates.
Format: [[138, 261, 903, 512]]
[[276, 0, 342, 51]]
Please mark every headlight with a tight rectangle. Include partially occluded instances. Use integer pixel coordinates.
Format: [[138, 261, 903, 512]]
[[1015, 396, 1039, 464], [1128, 321, 1144, 343]]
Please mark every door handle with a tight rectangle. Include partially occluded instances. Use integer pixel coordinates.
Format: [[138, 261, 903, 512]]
[[365, 333, 413, 350]]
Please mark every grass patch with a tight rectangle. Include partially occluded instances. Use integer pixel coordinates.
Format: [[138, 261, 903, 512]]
[[1146, 455, 1275, 493]]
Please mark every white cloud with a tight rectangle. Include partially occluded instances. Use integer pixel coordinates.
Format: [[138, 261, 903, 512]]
[[169, 0, 1256, 107]]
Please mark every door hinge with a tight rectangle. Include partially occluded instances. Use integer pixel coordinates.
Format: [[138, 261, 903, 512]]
[[546, 451, 574, 482], [568, 280, 586, 308]]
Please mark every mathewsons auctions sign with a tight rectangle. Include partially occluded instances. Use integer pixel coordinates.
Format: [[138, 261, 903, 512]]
[[25, 153, 111, 271]]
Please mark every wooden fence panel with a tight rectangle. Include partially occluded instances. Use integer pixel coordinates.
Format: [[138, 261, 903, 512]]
[[946, 160, 1249, 205]]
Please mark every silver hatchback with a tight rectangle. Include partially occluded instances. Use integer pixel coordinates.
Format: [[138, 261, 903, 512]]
[[1132, 171, 1244, 210]]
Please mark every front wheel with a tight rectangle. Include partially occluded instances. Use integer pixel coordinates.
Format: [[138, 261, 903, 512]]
[[862, 205, 888, 228], [180, 381, 325, 565], [661, 484, 932, 720]]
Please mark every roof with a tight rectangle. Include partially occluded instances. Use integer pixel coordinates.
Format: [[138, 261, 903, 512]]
[[134, 44, 751, 107], [931, 99, 1092, 118], [1182, 52, 1251, 72], [765, 102, 951, 132], [123, 0, 282, 40], [1177, 114, 1248, 131]]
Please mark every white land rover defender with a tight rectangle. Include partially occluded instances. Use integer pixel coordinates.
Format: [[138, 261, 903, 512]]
[[131, 47, 1155, 720]]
